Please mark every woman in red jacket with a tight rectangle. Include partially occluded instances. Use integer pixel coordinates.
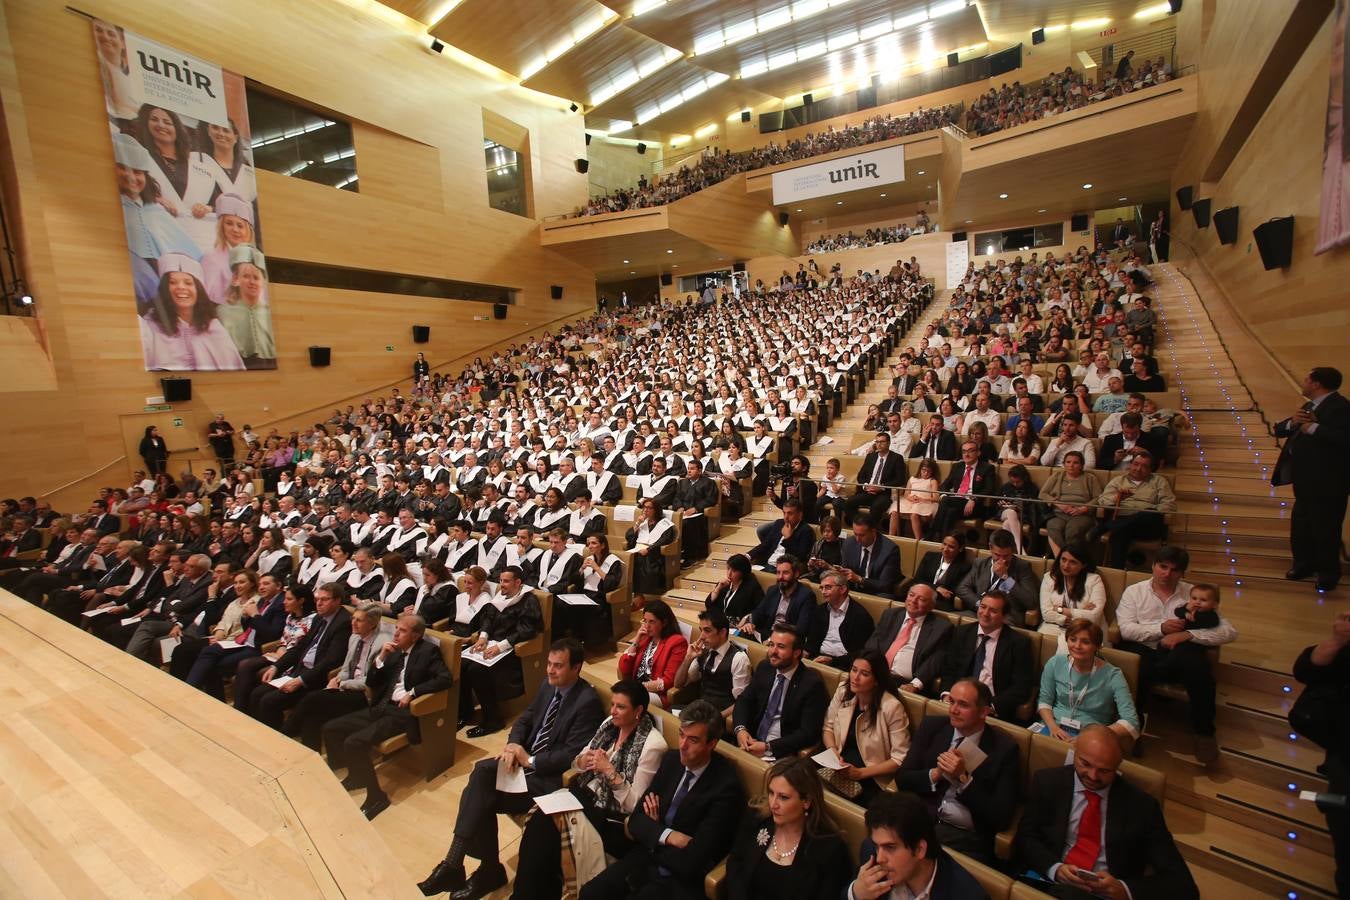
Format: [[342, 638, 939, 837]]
[[617, 598, 688, 709]]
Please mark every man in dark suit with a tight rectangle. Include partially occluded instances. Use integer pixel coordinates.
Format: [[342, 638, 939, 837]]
[[927, 440, 998, 540], [907, 531, 972, 612], [419, 638, 604, 899], [806, 571, 875, 669], [891, 363, 920, 396], [0, 515, 41, 563], [236, 582, 354, 728], [910, 415, 959, 461], [1097, 413, 1165, 473], [124, 551, 212, 661], [45, 536, 133, 623], [323, 613, 452, 821], [89, 540, 173, 648], [897, 678, 1020, 866], [1274, 366, 1350, 592], [939, 591, 1035, 723], [747, 498, 814, 572], [955, 529, 1039, 625], [1014, 725, 1199, 899], [839, 512, 902, 598], [745, 557, 815, 640], [580, 700, 745, 900], [674, 458, 719, 563], [733, 622, 829, 760], [878, 385, 907, 416], [864, 583, 953, 693], [846, 433, 907, 526], [849, 791, 987, 900]]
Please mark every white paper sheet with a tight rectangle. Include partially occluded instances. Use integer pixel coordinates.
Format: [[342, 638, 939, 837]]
[[614, 505, 637, 522], [957, 735, 987, 773], [463, 645, 514, 667], [556, 593, 600, 607], [811, 748, 846, 770], [496, 758, 528, 794], [120, 616, 141, 626], [535, 789, 584, 815], [159, 636, 181, 661], [269, 675, 299, 689], [80, 607, 111, 618]]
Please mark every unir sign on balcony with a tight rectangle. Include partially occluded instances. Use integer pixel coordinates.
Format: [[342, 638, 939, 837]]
[[770, 144, 906, 205]]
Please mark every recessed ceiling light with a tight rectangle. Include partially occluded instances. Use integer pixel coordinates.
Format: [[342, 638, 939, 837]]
[[796, 208, 803, 212], [630, 270, 636, 274], [1082, 183, 1093, 189], [917, 170, 925, 175], [666, 249, 673, 254], [1117, 196, 1128, 201], [672, 264, 678, 268], [836, 200, 843, 205], [880, 193, 886, 198], [623, 259, 630, 263], [1037, 208, 1047, 213], [999, 193, 1008, 199], [965, 219, 972, 224]]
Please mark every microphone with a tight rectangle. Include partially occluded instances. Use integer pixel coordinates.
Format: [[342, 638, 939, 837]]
[[1300, 790, 1348, 811]]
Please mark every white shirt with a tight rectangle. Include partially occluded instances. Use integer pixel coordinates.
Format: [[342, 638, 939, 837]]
[[1115, 578, 1238, 649], [819, 599, 851, 659], [684, 641, 752, 699], [973, 626, 1001, 690], [890, 614, 926, 684]]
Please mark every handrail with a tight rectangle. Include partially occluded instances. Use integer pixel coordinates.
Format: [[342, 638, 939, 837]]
[[37, 454, 127, 499]]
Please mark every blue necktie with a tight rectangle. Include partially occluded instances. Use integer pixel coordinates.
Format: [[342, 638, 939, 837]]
[[531, 690, 563, 754], [756, 673, 787, 742], [665, 768, 695, 826], [969, 633, 989, 679]]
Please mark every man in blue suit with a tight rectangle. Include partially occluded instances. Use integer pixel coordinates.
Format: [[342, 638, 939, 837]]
[[838, 512, 902, 598], [747, 498, 814, 572]]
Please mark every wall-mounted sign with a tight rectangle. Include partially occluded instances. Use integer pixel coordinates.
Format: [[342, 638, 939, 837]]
[[771, 144, 905, 205]]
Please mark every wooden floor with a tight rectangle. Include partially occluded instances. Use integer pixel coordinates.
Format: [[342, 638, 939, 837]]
[[0, 590, 421, 900], [0, 264, 1342, 898]]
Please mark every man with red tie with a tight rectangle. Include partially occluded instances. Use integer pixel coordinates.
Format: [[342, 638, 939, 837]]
[[926, 440, 997, 540], [862, 583, 953, 695], [1014, 725, 1198, 898]]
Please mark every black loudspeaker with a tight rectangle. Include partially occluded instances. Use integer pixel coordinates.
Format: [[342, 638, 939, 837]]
[[778, 212, 790, 227], [952, 231, 967, 242], [1032, 28, 1045, 44], [161, 377, 191, 402], [550, 285, 564, 300], [1253, 216, 1295, 270], [741, 110, 751, 122], [636, 143, 647, 155], [732, 262, 746, 273], [1168, 0, 1182, 12], [948, 52, 960, 67], [1071, 213, 1089, 231], [1176, 185, 1194, 210], [308, 346, 331, 367], [493, 302, 507, 319], [412, 325, 430, 343], [575, 158, 589, 174], [584, 132, 591, 145], [660, 273, 673, 286], [430, 38, 444, 53], [1213, 206, 1240, 245], [569, 103, 578, 112], [1191, 198, 1212, 228], [803, 93, 813, 105]]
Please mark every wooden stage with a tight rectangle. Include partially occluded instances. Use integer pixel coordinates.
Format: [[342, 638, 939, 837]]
[[0, 589, 420, 899]]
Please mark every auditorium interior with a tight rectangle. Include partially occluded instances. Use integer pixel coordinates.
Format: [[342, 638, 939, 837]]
[[1, 0, 1349, 897]]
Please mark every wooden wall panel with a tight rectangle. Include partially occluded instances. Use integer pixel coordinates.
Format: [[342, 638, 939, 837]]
[[0, 0, 597, 506], [1169, 15, 1350, 389]]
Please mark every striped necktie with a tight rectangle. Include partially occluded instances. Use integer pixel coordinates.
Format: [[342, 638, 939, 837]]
[[531, 689, 563, 754]]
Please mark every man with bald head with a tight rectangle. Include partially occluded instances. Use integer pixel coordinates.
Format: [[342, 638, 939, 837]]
[[861, 582, 953, 695], [1015, 725, 1198, 899]]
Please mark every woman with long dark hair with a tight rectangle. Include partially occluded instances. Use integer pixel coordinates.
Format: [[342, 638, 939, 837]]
[[820, 649, 910, 805], [617, 598, 688, 708], [139, 425, 169, 476], [140, 253, 244, 371]]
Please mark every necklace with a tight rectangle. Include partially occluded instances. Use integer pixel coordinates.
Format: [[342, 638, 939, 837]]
[[768, 833, 801, 862]]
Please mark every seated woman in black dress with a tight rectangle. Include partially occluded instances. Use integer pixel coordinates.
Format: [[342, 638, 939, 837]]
[[726, 756, 853, 900], [704, 552, 764, 623], [511, 679, 667, 900], [624, 499, 676, 608]]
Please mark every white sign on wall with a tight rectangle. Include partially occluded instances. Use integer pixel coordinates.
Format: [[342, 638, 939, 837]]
[[123, 31, 229, 126], [945, 239, 969, 290], [771, 144, 905, 205]]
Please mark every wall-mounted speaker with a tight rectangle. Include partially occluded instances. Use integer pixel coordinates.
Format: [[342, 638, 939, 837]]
[[803, 93, 813, 105], [1070, 213, 1089, 232], [660, 272, 673, 286], [732, 262, 746, 273], [1176, 185, 1194, 210], [493, 302, 507, 320], [584, 132, 591, 145], [952, 231, 967, 242], [575, 158, 589, 174], [1191, 198, 1212, 228], [1213, 206, 1240, 245], [1253, 216, 1295, 270], [947, 52, 959, 67], [308, 346, 331, 367], [430, 38, 444, 53], [1168, 0, 1182, 12], [779, 212, 790, 227], [741, 110, 751, 123], [569, 103, 578, 112], [550, 285, 564, 300], [636, 143, 647, 155], [161, 377, 191, 402], [1032, 28, 1045, 44], [412, 325, 430, 343]]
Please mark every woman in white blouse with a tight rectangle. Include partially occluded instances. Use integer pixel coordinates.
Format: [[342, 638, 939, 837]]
[[1039, 544, 1108, 651]]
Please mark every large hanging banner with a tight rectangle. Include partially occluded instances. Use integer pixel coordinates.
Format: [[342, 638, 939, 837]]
[[945, 237, 969, 291], [93, 19, 275, 370], [1317, 0, 1350, 255]]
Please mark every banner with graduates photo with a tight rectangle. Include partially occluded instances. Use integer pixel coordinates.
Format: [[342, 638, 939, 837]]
[[93, 19, 276, 370]]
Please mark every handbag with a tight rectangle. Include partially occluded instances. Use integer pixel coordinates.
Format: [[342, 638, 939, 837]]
[[816, 764, 863, 799]]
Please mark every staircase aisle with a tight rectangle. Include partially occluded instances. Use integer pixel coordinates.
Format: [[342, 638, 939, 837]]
[[661, 277, 1338, 898]]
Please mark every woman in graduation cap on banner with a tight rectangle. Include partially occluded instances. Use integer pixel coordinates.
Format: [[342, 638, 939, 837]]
[[217, 244, 276, 369], [140, 251, 245, 371], [200, 192, 258, 304], [114, 132, 201, 313]]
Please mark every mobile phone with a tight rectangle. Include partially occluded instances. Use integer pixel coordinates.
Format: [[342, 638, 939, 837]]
[[1077, 870, 1100, 882]]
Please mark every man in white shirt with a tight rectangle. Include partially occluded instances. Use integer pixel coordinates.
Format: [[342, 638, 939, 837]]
[[1041, 413, 1096, 468], [963, 392, 1002, 435], [1083, 352, 1123, 393], [671, 608, 751, 718], [1017, 360, 1044, 395], [806, 571, 876, 669], [1115, 547, 1236, 765]]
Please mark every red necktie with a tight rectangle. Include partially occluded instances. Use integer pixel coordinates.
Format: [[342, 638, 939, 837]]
[[885, 617, 917, 668], [959, 466, 974, 495], [1064, 789, 1103, 870]]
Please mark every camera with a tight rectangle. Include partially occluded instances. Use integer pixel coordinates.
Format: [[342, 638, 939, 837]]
[[769, 461, 793, 478]]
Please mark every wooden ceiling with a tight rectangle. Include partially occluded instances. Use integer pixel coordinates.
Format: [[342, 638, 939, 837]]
[[378, 0, 1178, 142]]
